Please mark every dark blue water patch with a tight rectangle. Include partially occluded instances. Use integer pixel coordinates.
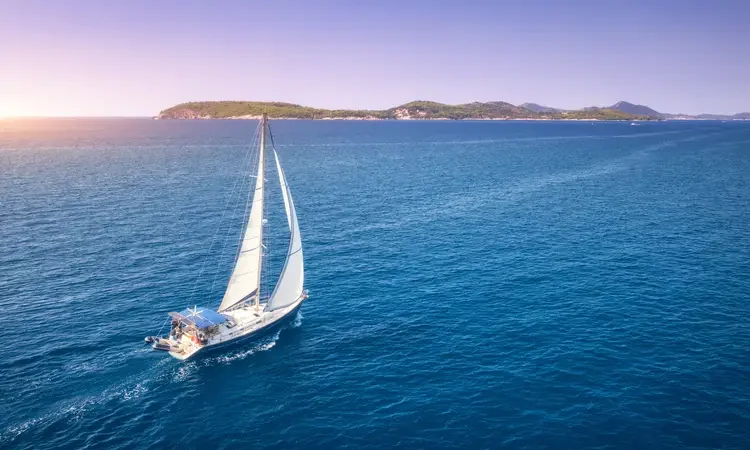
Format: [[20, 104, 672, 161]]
[[1, 119, 749, 449]]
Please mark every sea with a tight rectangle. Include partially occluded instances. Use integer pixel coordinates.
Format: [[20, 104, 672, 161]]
[[1, 118, 749, 449]]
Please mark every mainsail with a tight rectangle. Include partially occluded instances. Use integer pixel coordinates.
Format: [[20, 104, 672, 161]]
[[218, 118, 266, 312], [267, 150, 304, 311]]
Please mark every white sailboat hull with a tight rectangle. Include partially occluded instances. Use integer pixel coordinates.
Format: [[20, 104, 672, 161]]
[[166, 297, 305, 361]]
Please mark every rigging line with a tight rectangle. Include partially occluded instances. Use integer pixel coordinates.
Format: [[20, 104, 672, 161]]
[[209, 121, 262, 298], [210, 144, 259, 303], [266, 121, 287, 301], [259, 117, 269, 305], [261, 118, 269, 302], [155, 316, 170, 338], [226, 120, 263, 301], [263, 122, 283, 300], [185, 120, 262, 304], [266, 122, 286, 298], [211, 120, 261, 271], [267, 121, 279, 152], [188, 128, 258, 305], [209, 173, 257, 302], [262, 174, 270, 303], [234, 118, 264, 268], [215, 117, 266, 311], [217, 146, 255, 276]]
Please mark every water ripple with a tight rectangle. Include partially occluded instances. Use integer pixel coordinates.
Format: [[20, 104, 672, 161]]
[[1, 119, 749, 449]]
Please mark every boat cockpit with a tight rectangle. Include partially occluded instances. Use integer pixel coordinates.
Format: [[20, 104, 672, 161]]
[[145, 306, 228, 352]]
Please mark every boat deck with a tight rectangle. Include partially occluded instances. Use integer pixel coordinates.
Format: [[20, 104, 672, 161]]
[[166, 300, 301, 360]]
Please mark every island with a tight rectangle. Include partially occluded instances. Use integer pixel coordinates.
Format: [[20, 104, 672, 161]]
[[157, 100, 749, 121], [157, 101, 655, 121]]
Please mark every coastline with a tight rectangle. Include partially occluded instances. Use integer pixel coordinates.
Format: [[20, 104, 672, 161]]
[[156, 100, 657, 121], [153, 116, 748, 122], [155, 101, 749, 122]]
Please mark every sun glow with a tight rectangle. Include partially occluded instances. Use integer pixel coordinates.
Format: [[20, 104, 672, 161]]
[[0, 102, 49, 118], [0, 103, 22, 118]]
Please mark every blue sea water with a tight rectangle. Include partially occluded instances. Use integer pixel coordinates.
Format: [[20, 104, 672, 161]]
[[1, 118, 749, 449]]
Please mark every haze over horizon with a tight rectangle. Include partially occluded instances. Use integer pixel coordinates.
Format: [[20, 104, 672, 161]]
[[1, 0, 748, 117]]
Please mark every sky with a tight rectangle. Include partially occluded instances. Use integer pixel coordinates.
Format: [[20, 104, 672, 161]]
[[0, 0, 748, 116]]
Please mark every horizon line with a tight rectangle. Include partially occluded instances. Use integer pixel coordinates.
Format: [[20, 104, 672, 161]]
[[3, 99, 750, 119]]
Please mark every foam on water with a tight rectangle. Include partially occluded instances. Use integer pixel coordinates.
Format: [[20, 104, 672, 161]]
[[209, 313, 302, 365], [212, 333, 281, 364]]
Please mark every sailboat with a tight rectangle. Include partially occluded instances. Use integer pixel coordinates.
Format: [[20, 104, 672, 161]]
[[145, 113, 308, 360]]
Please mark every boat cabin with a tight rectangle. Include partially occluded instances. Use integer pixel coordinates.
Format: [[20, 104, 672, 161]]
[[167, 306, 229, 345]]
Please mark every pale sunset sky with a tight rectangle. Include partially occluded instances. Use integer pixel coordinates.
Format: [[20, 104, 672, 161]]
[[0, 0, 748, 117]]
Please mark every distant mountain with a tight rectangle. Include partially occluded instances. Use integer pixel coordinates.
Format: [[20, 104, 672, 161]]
[[521, 103, 564, 113], [557, 108, 649, 121], [662, 111, 750, 120], [609, 101, 663, 118], [693, 112, 750, 120], [694, 114, 734, 120]]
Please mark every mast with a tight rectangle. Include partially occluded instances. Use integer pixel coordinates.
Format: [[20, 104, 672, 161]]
[[255, 113, 267, 308]]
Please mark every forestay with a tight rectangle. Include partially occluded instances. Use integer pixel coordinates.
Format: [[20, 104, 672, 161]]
[[218, 128, 265, 312], [267, 150, 304, 311]]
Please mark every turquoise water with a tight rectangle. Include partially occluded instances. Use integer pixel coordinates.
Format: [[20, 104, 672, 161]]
[[1, 119, 749, 449]]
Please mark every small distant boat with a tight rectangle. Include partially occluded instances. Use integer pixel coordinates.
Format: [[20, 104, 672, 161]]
[[145, 113, 308, 360], [631, 122, 640, 126]]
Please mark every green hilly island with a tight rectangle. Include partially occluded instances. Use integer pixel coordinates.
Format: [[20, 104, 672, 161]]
[[158, 101, 654, 121]]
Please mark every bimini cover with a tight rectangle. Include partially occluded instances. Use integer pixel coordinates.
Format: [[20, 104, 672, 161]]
[[170, 306, 227, 329]]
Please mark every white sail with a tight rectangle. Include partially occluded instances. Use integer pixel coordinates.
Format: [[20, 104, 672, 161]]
[[267, 150, 304, 311], [218, 120, 266, 312]]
